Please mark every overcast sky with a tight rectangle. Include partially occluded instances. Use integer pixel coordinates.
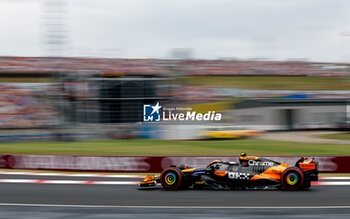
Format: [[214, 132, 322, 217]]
[[1, 0, 350, 62]]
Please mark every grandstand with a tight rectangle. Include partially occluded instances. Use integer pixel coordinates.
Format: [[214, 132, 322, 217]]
[[0, 56, 348, 130]]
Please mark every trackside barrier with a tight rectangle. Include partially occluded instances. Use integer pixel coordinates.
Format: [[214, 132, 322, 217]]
[[0, 154, 349, 173]]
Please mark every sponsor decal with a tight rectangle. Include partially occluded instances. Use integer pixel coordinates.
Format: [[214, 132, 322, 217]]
[[143, 102, 222, 122], [12, 155, 150, 171], [228, 172, 250, 180], [248, 160, 274, 167], [191, 170, 207, 176]]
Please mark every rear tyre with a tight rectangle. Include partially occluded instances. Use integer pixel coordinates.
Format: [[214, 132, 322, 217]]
[[281, 167, 305, 191], [160, 167, 185, 190]]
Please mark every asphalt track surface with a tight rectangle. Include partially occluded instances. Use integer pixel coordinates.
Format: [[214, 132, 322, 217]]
[[1, 183, 350, 207], [0, 174, 350, 218]]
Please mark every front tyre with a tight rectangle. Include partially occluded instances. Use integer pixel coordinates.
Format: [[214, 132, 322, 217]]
[[160, 167, 184, 190], [281, 167, 305, 191]]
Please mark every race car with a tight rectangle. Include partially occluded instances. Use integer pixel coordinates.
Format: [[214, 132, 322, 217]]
[[199, 126, 264, 139], [139, 153, 318, 191]]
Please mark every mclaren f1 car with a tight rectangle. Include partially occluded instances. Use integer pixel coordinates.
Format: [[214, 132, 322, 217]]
[[140, 153, 318, 191]]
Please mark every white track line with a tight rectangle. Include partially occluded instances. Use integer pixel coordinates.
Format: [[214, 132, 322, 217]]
[[312, 181, 350, 186], [0, 203, 350, 209], [0, 171, 145, 178], [0, 179, 139, 185]]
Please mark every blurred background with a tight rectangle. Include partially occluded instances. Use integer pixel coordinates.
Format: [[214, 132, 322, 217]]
[[0, 0, 349, 142], [0, 2, 349, 218]]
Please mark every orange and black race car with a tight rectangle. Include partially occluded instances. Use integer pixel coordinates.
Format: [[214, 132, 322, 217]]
[[140, 153, 318, 191]]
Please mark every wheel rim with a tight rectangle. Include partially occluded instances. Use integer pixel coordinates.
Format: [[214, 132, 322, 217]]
[[164, 172, 177, 186], [286, 173, 299, 185]]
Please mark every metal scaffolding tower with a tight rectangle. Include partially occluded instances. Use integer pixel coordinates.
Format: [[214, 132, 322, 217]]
[[43, 0, 68, 57]]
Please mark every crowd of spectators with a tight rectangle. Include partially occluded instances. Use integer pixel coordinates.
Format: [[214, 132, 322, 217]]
[[179, 60, 348, 77], [0, 84, 59, 129], [0, 57, 348, 77]]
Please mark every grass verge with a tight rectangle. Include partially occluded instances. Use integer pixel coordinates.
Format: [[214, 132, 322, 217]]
[[0, 139, 349, 156], [319, 133, 350, 141]]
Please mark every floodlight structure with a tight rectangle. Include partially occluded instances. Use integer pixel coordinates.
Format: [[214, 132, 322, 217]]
[[42, 0, 68, 57]]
